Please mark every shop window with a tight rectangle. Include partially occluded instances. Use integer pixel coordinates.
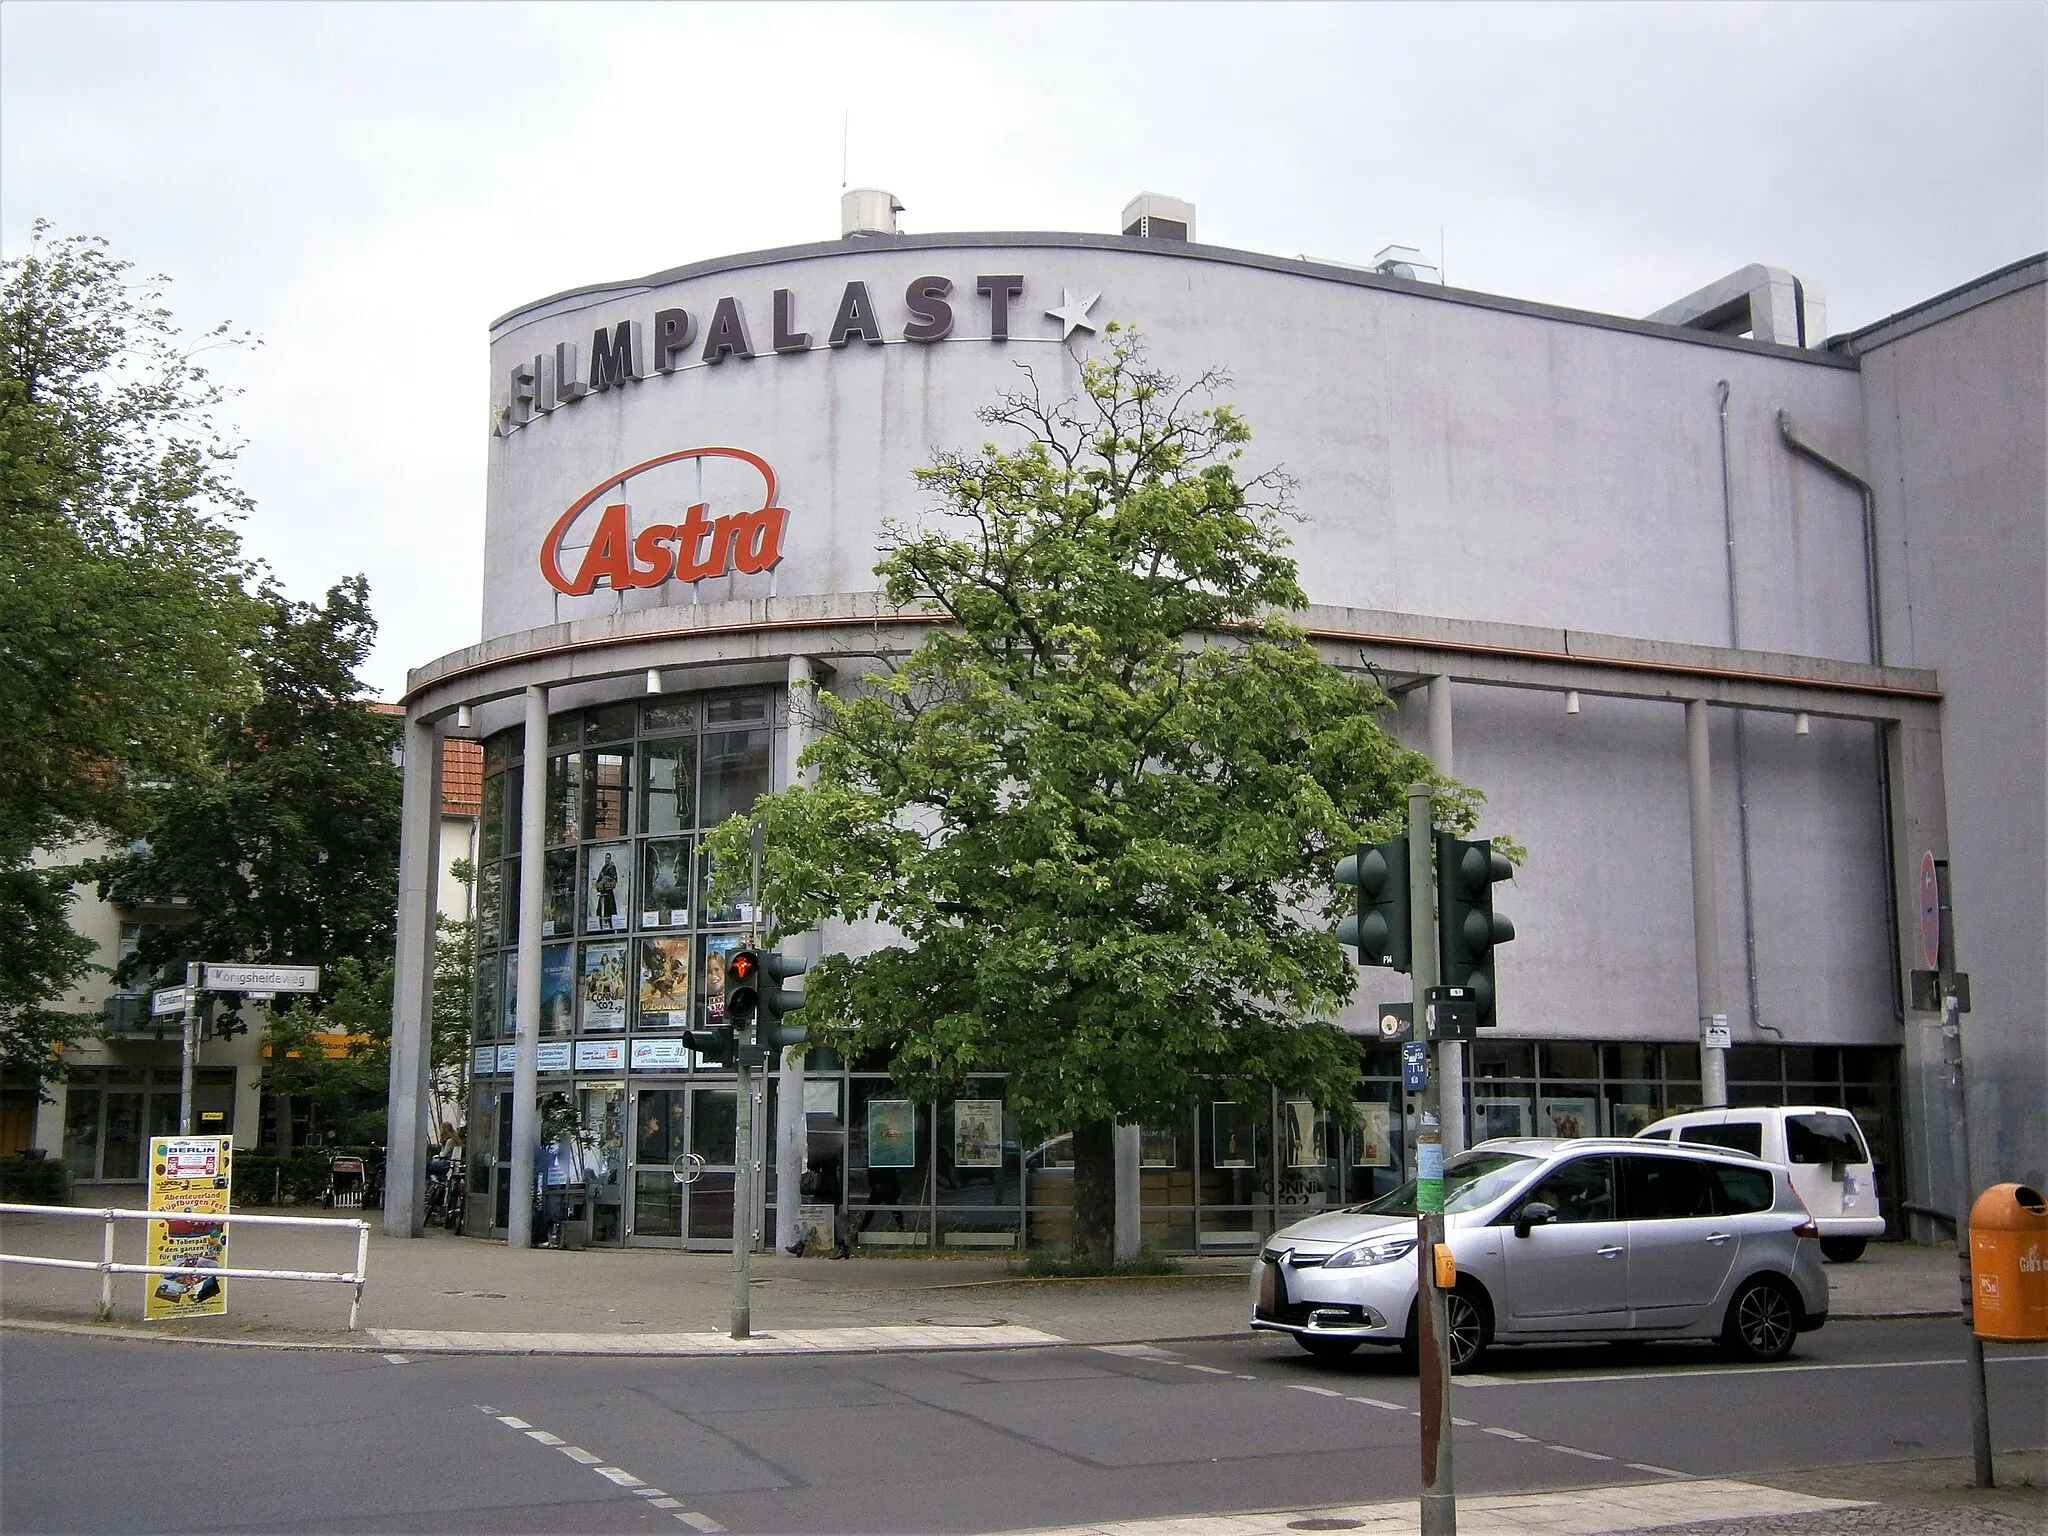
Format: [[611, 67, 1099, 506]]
[[1470, 1041, 1534, 1078], [547, 714, 581, 752], [545, 754, 580, 845], [585, 703, 637, 746], [1539, 1042, 1600, 1080], [542, 849, 576, 936], [643, 698, 696, 733], [1779, 1047, 1840, 1083], [584, 751, 631, 840], [639, 838, 692, 928], [704, 693, 771, 725], [1726, 1045, 1780, 1085], [484, 729, 516, 775], [699, 728, 770, 827], [640, 739, 696, 835], [1535, 1086, 1601, 1138]]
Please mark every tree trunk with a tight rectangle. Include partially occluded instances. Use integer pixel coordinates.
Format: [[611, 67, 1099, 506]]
[[1071, 1118, 1117, 1271]]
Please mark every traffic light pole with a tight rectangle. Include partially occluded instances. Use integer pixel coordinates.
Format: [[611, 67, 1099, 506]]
[[1408, 782, 1455, 1536], [730, 823, 766, 1341]]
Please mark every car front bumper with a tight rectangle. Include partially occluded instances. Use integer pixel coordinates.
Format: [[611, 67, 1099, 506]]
[[1249, 1252, 1406, 1342]]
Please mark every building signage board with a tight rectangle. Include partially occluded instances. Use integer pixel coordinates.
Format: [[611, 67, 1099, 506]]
[[151, 986, 191, 1017], [472, 1045, 497, 1077], [143, 1137, 231, 1322], [631, 1037, 691, 1070], [537, 1041, 572, 1074], [574, 1039, 626, 1072], [203, 963, 320, 994], [496, 1044, 519, 1073]]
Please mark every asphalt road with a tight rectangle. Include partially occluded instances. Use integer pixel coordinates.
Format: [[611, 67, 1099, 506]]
[[2, 1321, 2040, 1535]]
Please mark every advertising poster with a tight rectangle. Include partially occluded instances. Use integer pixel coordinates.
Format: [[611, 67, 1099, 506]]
[[1211, 1102, 1253, 1168], [1540, 1097, 1599, 1139], [585, 842, 628, 933], [640, 838, 691, 928], [580, 943, 628, 1031], [537, 1041, 572, 1074], [631, 1036, 690, 1070], [1139, 1127, 1178, 1168], [143, 1136, 231, 1321], [953, 1101, 1002, 1169], [1473, 1099, 1531, 1141], [575, 1038, 626, 1071], [1281, 1100, 1325, 1169], [542, 849, 576, 937], [638, 938, 692, 1026], [472, 1045, 497, 1077], [1608, 1100, 1658, 1138], [1353, 1101, 1394, 1168], [866, 1100, 916, 1168], [540, 944, 575, 1036], [702, 934, 745, 1020]]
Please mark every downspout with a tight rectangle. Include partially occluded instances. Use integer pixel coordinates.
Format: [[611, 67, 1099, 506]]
[[1716, 383, 1770, 1039], [1777, 409, 1905, 1027]]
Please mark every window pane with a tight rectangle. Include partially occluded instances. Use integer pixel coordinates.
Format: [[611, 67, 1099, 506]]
[[1712, 1163, 1775, 1214], [484, 729, 516, 775], [541, 944, 575, 1037], [477, 860, 502, 950], [584, 751, 630, 840], [1529, 1155, 1614, 1222], [641, 739, 696, 835], [480, 773, 505, 861], [583, 843, 629, 935], [1679, 1122, 1763, 1156], [545, 754, 580, 846], [699, 729, 771, 826], [543, 849, 576, 937], [1622, 1154, 1718, 1219], [644, 698, 695, 733], [63, 1089, 100, 1178], [1539, 1043, 1600, 1080], [696, 843, 753, 927], [639, 837, 692, 928], [704, 693, 771, 725], [1787, 1112, 1868, 1164], [547, 713, 581, 752], [1470, 1041, 1533, 1078], [585, 703, 636, 745], [505, 765, 524, 854], [1727, 1046, 1779, 1084]]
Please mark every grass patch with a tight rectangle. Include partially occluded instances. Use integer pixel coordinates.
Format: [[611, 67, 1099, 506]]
[[1010, 1249, 1183, 1279]]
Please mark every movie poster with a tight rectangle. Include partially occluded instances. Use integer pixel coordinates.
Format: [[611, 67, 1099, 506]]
[[640, 838, 691, 929], [542, 849, 576, 937], [1281, 1100, 1325, 1169], [580, 943, 627, 1031], [143, 1137, 231, 1321], [585, 842, 628, 934], [1139, 1127, 1178, 1168], [500, 950, 518, 1035], [953, 1100, 1003, 1169], [1211, 1102, 1253, 1168], [1540, 1097, 1599, 1140], [540, 944, 575, 1036], [866, 1100, 916, 1168], [702, 934, 745, 1021], [638, 938, 692, 1026], [1352, 1101, 1393, 1168]]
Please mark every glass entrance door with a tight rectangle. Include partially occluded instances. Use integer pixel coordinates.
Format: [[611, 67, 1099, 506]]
[[630, 1085, 738, 1247]]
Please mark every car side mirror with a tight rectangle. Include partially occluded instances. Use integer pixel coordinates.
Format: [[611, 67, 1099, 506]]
[[1513, 1201, 1556, 1239]]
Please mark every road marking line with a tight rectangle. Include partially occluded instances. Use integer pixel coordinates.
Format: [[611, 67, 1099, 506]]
[[634, 1488, 669, 1498], [1347, 1396, 1406, 1410], [558, 1446, 602, 1464], [1457, 1353, 2047, 1388], [595, 1467, 644, 1487], [525, 1430, 564, 1446], [1452, 1417, 1477, 1427], [1179, 1363, 1233, 1374], [674, 1513, 725, 1532], [1628, 1462, 1691, 1477], [1235, 1374, 1259, 1380], [382, 1354, 409, 1364], [475, 1404, 498, 1414], [495, 1415, 532, 1429], [1094, 1344, 1179, 1359], [1548, 1445, 1614, 1461], [647, 1498, 683, 1510], [1481, 1427, 1534, 1440], [1286, 1384, 1345, 1396]]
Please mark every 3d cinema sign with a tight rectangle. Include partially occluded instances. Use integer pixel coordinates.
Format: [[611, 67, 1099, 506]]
[[497, 274, 1100, 437], [540, 447, 786, 596]]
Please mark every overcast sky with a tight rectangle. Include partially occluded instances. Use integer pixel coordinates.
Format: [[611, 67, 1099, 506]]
[[4, 1, 2041, 699]]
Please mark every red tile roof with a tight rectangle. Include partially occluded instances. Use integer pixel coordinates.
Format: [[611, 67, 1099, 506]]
[[441, 738, 484, 819]]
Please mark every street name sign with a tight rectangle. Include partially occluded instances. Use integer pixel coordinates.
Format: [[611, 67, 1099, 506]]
[[151, 986, 191, 1017], [202, 963, 320, 994]]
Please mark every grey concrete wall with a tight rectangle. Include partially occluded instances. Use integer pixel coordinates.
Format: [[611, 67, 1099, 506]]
[[1856, 276, 2048, 1195]]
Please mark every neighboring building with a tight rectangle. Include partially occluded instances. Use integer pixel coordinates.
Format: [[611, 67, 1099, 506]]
[[385, 192, 2043, 1254], [14, 736, 482, 1181]]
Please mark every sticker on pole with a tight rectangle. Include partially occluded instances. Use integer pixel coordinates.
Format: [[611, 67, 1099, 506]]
[[144, 1136, 232, 1321], [1417, 1140, 1445, 1213], [1920, 852, 1941, 970]]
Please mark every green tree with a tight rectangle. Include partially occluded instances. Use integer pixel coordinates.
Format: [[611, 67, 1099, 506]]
[[708, 333, 1481, 1267], [0, 222, 260, 1081]]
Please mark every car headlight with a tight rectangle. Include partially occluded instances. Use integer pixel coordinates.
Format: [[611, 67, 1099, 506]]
[[1324, 1235, 1418, 1269]]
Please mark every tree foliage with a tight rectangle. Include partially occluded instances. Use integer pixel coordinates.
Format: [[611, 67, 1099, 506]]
[[708, 332, 1481, 1264], [0, 222, 261, 1080]]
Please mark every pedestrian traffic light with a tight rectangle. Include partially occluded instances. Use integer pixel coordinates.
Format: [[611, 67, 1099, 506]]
[[1336, 836, 1411, 971], [757, 951, 809, 1052], [1435, 833, 1515, 1027], [683, 1024, 735, 1066], [725, 948, 762, 1029]]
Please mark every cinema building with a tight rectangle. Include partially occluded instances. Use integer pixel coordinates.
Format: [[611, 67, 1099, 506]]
[[385, 192, 2044, 1257]]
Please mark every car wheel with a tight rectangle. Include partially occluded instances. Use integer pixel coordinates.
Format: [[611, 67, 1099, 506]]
[[1402, 1287, 1490, 1372], [1721, 1277, 1799, 1362], [1296, 1335, 1361, 1362], [1820, 1237, 1867, 1263]]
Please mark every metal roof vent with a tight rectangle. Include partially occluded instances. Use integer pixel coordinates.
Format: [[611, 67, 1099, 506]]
[[841, 188, 904, 238], [1121, 192, 1196, 242], [1371, 245, 1442, 284], [1646, 264, 1827, 349]]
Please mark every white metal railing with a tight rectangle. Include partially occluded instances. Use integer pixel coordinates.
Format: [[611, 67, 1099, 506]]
[[0, 1204, 372, 1329]]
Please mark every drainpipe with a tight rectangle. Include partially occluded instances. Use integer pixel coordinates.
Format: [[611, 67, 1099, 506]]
[[1716, 384, 1769, 1040], [1777, 411, 1905, 1026]]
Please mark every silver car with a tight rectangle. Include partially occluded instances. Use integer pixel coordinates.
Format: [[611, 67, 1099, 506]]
[[1250, 1137, 1829, 1368]]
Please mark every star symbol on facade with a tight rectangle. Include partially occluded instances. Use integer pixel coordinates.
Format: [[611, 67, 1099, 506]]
[[1044, 289, 1100, 340]]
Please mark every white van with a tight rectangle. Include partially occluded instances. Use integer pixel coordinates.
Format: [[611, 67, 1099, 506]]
[[1636, 1106, 1883, 1261]]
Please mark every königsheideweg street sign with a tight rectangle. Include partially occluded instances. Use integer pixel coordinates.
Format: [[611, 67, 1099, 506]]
[[202, 963, 320, 994]]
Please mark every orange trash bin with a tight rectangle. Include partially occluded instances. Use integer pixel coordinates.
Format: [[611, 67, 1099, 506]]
[[1967, 1183, 2048, 1342]]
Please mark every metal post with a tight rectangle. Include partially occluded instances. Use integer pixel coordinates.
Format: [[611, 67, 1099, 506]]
[[508, 685, 547, 1250], [1426, 677, 1465, 1154], [774, 655, 815, 1257], [349, 1221, 370, 1331], [98, 1214, 114, 1321], [1686, 700, 1729, 1107], [180, 962, 199, 1135], [732, 1059, 753, 1339], [1409, 782, 1454, 1536], [385, 707, 443, 1238], [1934, 861, 1994, 1489]]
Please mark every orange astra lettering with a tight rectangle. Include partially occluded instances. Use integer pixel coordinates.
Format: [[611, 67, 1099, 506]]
[[707, 514, 743, 576], [674, 503, 717, 580], [632, 523, 676, 586], [732, 506, 788, 574], [571, 503, 639, 592]]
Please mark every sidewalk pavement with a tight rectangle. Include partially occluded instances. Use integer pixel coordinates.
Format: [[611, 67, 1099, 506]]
[[0, 1199, 1964, 1355]]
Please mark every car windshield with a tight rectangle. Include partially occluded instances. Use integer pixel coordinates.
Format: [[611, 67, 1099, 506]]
[[1356, 1151, 1539, 1216]]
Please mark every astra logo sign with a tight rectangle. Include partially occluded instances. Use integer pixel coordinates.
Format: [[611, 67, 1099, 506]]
[[541, 447, 786, 597], [497, 274, 1102, 437]]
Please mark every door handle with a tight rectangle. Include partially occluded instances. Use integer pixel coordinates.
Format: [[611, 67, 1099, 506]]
[[1596, 1245, 1624, 1258], [1706, 1232, 1733, 1244]]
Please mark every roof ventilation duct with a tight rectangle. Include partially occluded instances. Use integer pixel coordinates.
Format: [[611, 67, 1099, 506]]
[[841, 188, 903, 238], [1371, 244, 1442, 284], [1121, 192, 1196, 241], [1647, 264, 1828, 349]]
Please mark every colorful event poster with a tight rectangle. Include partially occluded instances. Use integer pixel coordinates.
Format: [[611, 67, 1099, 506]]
[[638, 938, 692, 1025], [585, 842, 628, 933], [866, 1100, 916, 1168], [1540, 1097, 1599, 1139], [953, 1100, 1002, 1169], [143, 1136, 231, 1321], [640, 838, 691, 929], [579, 943, 628, 1031], [1353, 1101, 1393, 1168], [702, 934, 745, 1020], [540, 944, 575, 1036]]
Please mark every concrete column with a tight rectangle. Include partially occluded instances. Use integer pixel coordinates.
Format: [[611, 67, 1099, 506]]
[[1686, 700, 1729, 1107], [384, 709, 443, 1237], [775, 655, 815, 1255], [508, 685, 547, 1248], [1426, 676, 1466, 1153], [1113, 1124, 1142, 1261]]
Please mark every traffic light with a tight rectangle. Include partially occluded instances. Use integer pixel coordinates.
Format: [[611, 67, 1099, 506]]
[[1336, 836, 1411, 970], [683, 1024, 735, 1066], [1435, 833, 1515, 1027], [724, 948, 762, 1028], [757, 951, 809, 1052]]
